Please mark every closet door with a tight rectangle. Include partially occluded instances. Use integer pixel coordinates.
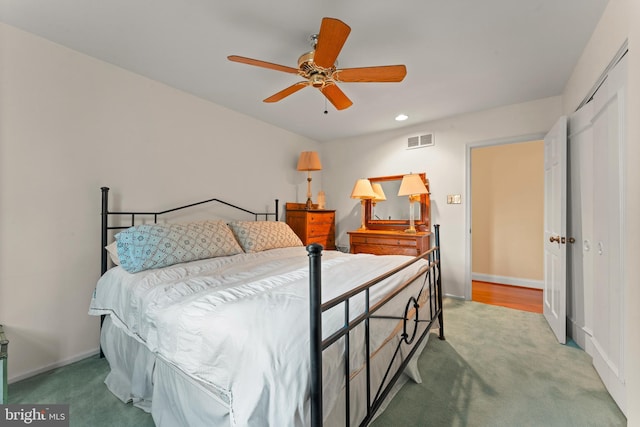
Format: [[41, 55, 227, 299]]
[[590, 54, 626, 414]]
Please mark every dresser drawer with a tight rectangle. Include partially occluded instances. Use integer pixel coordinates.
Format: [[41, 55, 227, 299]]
[[348, 230, 430, 256], [351, 243, 417, 256], [349, 234, 418, 248], [308, 223, 334, 238], [307, 213, 334, 225]]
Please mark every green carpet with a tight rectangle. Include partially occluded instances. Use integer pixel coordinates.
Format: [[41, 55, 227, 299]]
[[7, 298, 626, 426], [8, 355, 154, 427], [372, 298, 627, 427]]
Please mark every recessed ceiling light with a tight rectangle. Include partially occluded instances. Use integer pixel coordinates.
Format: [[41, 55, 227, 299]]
[[395, 114, 408, 121]]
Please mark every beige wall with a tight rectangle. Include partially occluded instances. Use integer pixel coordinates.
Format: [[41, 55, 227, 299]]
[[471, 141, 543, 283]]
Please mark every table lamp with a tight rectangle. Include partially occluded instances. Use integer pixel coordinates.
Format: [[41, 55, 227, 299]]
[[297, 151, 322, 209], [351, 178, 377, 230], [397, 173, 429, 234]]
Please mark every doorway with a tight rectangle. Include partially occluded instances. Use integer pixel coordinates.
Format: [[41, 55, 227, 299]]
[[465, 135, 546, 312]]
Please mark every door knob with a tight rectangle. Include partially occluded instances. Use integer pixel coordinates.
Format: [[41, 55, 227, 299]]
[[549, 235, 561, 243]]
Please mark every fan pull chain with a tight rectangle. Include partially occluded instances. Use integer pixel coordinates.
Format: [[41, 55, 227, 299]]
[[324, 97, 328, 115]]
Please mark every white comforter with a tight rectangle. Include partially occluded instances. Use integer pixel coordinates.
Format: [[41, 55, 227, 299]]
[[89, 247, 428, 426]]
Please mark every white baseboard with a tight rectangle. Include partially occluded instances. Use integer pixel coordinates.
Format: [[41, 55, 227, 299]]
[[567, 316, 594, 354], [8, 347, 100, 384], [472, 273, 543, 290]]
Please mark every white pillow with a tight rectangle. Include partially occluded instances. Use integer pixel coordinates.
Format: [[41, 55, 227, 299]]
[[105, 241, 120, 265]]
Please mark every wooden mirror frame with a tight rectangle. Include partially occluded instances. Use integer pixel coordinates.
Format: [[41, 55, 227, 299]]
[[364, 173, 430, 232]]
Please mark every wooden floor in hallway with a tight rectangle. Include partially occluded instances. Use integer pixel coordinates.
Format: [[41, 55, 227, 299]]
[[472, 280, 543, 313]]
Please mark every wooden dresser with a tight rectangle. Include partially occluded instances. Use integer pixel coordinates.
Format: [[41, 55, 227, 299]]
[[285, 203, 336, 250], [348, 229, 430, 256]]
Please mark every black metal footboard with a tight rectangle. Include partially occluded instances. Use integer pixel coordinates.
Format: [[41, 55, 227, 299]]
[[307, 224, 443, 426]]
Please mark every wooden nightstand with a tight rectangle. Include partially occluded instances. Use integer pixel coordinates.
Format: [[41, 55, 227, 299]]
[[348, 229, 431, 256], [285, 203, 336, 250]]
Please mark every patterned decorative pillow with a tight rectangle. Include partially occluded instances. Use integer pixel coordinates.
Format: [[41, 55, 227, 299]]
[[228, 221, 303, 253], [115, 220, 243, 273]]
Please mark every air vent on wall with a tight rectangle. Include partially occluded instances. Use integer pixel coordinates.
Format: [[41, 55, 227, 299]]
[[407, 133, 434, 149]]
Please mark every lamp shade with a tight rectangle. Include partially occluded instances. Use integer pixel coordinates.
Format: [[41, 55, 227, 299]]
[[297, 151, 322, 171], [397, 174, 428, 196], [350, 179, 377, 199], [371, 183, 387, 202]]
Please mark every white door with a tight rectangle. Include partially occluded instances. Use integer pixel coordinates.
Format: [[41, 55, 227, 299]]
[[543, 116, 567, 344]]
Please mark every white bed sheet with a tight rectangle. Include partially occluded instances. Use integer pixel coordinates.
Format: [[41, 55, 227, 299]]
[[90, 247, 431, 426]]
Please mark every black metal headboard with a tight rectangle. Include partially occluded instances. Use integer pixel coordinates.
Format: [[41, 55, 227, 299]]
[[100, 187, 279, 275]]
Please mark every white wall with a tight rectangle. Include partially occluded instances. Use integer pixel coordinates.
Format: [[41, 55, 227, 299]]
[[0, 23, 319, 382], [562, 0, 629, 114], [321, 96, 562, 298]]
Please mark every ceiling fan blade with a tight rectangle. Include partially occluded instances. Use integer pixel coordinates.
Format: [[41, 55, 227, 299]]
[[313, 18, 351, 69], [263, 82, 309, 103], [228, 55, 299, 74], [320, 84, 353, 110], [334, 65, 407, 82]]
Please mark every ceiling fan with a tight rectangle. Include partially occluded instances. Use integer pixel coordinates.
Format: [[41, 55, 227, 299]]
[[228, 17, 407, 111]]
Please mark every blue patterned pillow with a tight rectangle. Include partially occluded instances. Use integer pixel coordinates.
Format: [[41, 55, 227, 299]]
[[228, 221, 303, 253], [116, 220, 243, 273]]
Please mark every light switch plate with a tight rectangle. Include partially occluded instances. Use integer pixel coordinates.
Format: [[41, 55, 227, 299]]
[[447, 194, 462, 204]]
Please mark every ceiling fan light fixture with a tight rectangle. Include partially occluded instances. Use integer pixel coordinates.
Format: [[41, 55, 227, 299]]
[[298, 51, 315, 68], [310, 73, 325, 88]]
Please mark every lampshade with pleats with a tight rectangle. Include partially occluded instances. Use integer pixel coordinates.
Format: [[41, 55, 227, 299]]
[[297, 151, 322, 171]]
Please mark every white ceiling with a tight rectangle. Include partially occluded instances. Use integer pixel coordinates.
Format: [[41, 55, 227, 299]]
[[1, 0, 608, 142]]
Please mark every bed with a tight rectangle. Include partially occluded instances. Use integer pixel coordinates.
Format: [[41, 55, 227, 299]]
[[89, 187, 443, 426]]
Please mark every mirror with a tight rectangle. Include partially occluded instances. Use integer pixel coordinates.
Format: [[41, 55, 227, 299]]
[[365, 173, 430, 231]]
